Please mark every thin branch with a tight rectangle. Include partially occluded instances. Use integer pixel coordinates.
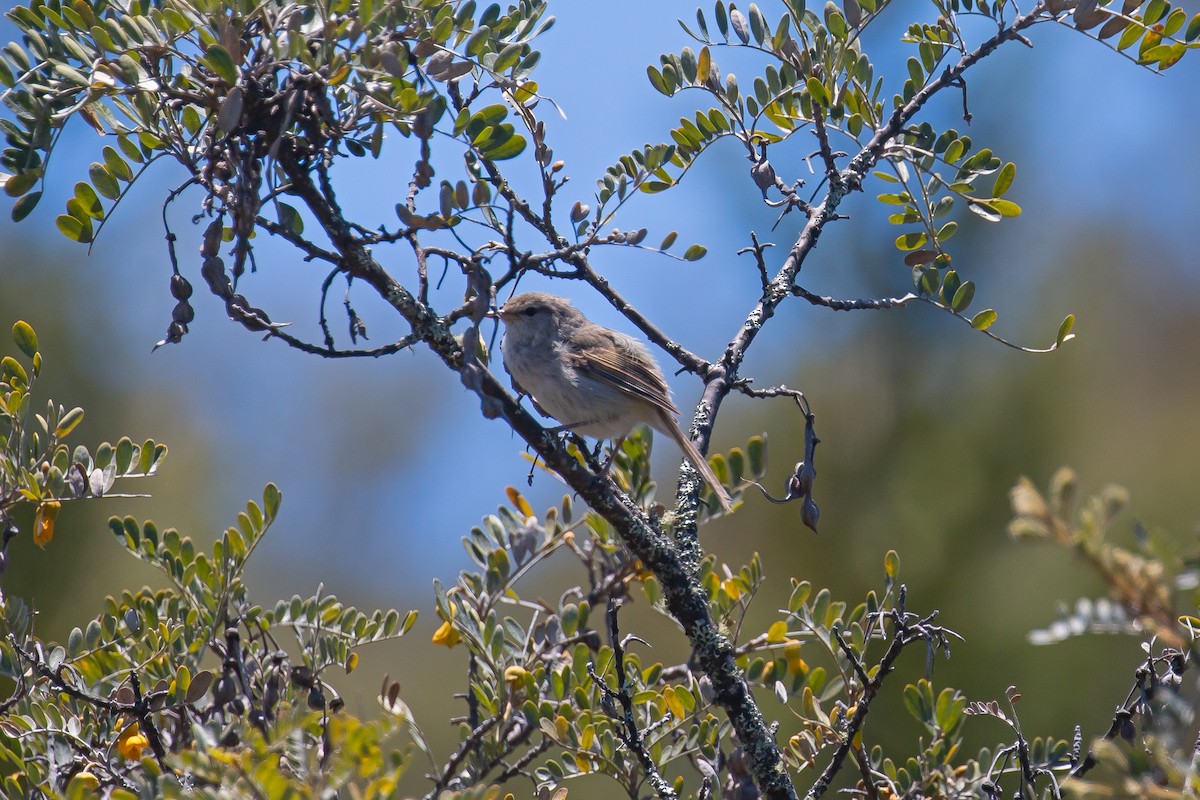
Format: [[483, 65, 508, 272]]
[[791, 285, 919, 311], [264, 326, 423, 358], [804, 600, 959, 800], [255, 215, 340, 264], [424, 714, 502, 800], [492, 734, 551, 784], [590, 599, 678, 800]]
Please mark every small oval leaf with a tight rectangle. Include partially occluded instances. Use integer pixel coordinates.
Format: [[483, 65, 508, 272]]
[[12, 321, 37, 358], [1056, 314, 1075, 346], [970, 308, 997, 330]]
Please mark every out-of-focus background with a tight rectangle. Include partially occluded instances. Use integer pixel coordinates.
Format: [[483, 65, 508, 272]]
[[2, 2, 1198, 794]]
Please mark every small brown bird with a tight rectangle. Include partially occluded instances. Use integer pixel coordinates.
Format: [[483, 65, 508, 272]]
[[496, 292, 733, 512]]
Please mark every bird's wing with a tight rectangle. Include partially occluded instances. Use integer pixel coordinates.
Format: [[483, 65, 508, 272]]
[[569, 333, 680, 417]]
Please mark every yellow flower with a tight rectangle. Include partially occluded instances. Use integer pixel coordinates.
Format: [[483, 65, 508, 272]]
[[504, 666, 530, 689], [432, 620, 460, 648], [71, 771, 100, 790], [117, 722, 149, 760], [784, 641, 807, 675], [34, 500, 61, 548]]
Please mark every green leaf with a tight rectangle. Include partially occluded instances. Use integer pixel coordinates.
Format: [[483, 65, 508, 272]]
[[748, 4, 767, 43], [1186, 13, 1200, 42], [3, 171, 39, 198], [55, 407, 84, 437], [1144, 0, 1167, 25], [950, 280, 975, 312], [263, 482, 281, 520], [935, 688, 964, 732], [103, 146, 133, 182], [806, 76, 830, 107], [13, 321, 37, 358], [906, 57, 923, 87], [988, 198, 1021, 217], [115, 437, 135, 473], [88, 163, 120, 199], [72, 183, 104, 219], [940, 269, 961, 304], [992, 162, 1016, 196], [825, 4, 848, 38], [481, 133, 526, 160], [747, 434, 766, 476], [943, 138, 964, 164], [494, 42, 523, 72], [1, 356, 27, 384], [11, 191, 41, 222], [883, 549, 900, 579], [1056, 314, 1075, 346], [203, 44, 239, 84], [895, 231, 927, 251], [902, 682, 931, 723], [1116, 22, 1142, 51], [277, 202, 303, 235], [53, 63, 90, 87], [56, 213, 91, 242], [647, 65, 672, 95], [472, 104, 508, 128], [682, 244, 707, 261], [118, 134, 145, 163]]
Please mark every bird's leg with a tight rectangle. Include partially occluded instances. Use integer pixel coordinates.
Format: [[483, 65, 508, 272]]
[[601, 437, 625, 474]]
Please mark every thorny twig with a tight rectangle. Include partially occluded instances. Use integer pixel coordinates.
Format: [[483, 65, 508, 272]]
[[805, 590, 959, 800], [590, 599, 679, 800]]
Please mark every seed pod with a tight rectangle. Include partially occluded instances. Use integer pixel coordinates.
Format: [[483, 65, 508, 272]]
[[212, 675, 237, 707], [201, 256, 233, 298], [201, 219, 223, 257], [172, 301, 195, 324], [170, 273, 193, 300], [801, 497, 820, 533]]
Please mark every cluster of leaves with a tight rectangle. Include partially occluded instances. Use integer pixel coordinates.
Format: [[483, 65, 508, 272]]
[[0, 481, 419, 799], [417, 429, 1087, 799], [0, 0, 551, 231], [1007, 469, 1200, 797], [1047, 0, 1200, 69], [595, 0, 1200, 350], [0, 321, 421, 798], [418, 429, 767, 797], [0, 320, 166, 557], [0, 0, 569, 356], [1009, 466, 1194, 647], [764, 556, 1078, 799]]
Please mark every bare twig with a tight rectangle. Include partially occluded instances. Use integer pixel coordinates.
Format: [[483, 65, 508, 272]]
[[590, 599, 679, 800]]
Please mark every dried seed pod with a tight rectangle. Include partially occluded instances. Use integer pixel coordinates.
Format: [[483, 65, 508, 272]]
[[170, 273, 193, 300]]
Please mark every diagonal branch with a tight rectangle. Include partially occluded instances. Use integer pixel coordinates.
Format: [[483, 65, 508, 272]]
[[274, 139, 799, 800]]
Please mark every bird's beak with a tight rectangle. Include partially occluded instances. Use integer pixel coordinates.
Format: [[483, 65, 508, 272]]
[[490, 307, 515, 322]]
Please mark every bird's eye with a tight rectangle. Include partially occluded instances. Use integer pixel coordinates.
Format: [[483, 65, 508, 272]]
[[522, 306, 540, 317]]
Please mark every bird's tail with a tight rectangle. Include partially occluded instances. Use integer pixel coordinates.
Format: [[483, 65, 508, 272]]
[[656, 410, 734, 513]]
